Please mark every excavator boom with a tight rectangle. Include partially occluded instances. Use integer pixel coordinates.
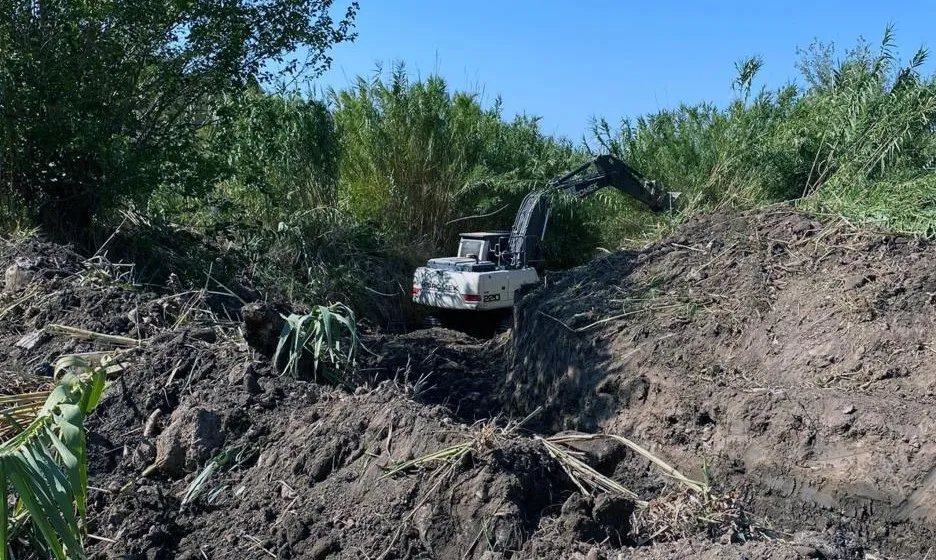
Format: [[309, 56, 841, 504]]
[[505, 154, 677, 269], [550, 154, 676, 211]]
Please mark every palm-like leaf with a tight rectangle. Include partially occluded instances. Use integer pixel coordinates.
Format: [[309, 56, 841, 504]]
[[0, 356, 108, 560], [273, 302, 359, 386]]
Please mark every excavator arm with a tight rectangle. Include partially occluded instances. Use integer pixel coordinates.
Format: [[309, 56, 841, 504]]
[[550, 154, 676, 211], [503, 154, 676, 269]]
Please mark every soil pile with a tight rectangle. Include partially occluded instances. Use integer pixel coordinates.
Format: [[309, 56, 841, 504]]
[[3, 205, 935, 559], [509, 207, 936, 558]]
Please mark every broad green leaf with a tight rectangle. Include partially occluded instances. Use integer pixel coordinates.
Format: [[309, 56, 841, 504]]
[[1, 466, 8, 560], [273, 315, 295, 372], [0, 359, 103, 559], [81, 370, 107, 414], [22, 448, 81, 552], [46, 428, 84, 520], [7, 467, 68, 560]]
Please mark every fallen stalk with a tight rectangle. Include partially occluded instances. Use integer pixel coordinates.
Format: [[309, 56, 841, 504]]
[[0, 392, 50, 441], [380, 442, 474, 478], [0, 392, 49, 406], [44, 324, 145, 348], [547, 433, 708, 495], [537, 436, 648, 506], [539, 304, 683, 333], [0, 287, 41, 321]]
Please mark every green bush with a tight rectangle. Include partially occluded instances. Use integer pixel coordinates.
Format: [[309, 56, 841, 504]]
[[588, 26, 936, 236], [329, 64, 613, 267], [0, 0, 358, 240], [330, 64, 506, 248]]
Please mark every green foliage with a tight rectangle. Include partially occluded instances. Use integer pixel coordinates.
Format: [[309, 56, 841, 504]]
[[152, 65, 608, 322], [274, 303, 359, 385], [0, 0, 358, 239], [330, 64, 499, 247], [1, 356, 107, 560], [178, 443, 254, 510], [144, 86, 413, 328], [151, 88, 340, 227], [329, 63, 597, 265], [589, 26, 936, 237]]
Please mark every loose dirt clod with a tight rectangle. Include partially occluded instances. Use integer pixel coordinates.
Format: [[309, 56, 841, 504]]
[[4, 258, 34, 293], [155, 406, 223, 478], [241, 302, 286, 356]]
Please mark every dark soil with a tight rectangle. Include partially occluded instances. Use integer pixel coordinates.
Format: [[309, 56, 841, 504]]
[[3, 205, 936, 559], [508, 206, 936, 558], [358, 327, 510, 421]]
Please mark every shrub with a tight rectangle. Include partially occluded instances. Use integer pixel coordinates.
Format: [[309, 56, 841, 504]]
[[0, 0, 358, 240]]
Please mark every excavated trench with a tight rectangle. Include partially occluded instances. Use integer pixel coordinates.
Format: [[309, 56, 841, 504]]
[[3, 206, 936, 559]]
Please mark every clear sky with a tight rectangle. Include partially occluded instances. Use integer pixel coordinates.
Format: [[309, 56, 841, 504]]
[[312, 0, 935, 142]]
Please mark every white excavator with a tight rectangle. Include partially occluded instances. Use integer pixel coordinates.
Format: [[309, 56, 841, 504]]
[[411, 154, 678, 334]]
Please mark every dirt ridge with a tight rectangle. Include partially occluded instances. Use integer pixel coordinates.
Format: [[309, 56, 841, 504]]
[[3, 207, 936, 558], [508, 207, 936, 558]]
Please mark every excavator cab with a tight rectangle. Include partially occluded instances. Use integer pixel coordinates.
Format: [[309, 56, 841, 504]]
[[454, 232, 546, 272], [426, 232, 509, 273]]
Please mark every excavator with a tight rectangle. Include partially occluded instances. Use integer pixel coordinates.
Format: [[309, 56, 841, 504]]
[[411, 154, 678, 335]]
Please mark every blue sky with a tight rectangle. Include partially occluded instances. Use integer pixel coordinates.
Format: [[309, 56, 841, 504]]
[[312, 0, 935, 142]]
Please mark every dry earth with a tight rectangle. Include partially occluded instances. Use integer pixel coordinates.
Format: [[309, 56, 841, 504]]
[[3, 206, 934, 559]]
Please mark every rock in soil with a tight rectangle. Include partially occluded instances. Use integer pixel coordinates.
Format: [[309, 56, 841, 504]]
[[155, 406, 223, 478]]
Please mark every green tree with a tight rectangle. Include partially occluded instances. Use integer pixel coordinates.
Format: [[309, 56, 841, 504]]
[[0, 0, 358, 239], [152, 87, 340, 227]]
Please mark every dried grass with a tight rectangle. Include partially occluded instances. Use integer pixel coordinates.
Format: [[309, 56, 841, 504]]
[[541, 432, 769, 545]]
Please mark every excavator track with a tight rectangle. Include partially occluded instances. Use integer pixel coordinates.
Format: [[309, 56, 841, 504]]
[[420, 308, 513, 339]]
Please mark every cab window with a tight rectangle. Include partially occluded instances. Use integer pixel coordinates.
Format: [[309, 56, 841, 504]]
[[458, 239, 485, 259]]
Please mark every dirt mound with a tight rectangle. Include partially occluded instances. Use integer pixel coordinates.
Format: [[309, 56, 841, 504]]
[[6, 205, 936, 559], [88, 382, 577, 559], [509, 207, 936, 558], [1, 235, 758, 559]]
